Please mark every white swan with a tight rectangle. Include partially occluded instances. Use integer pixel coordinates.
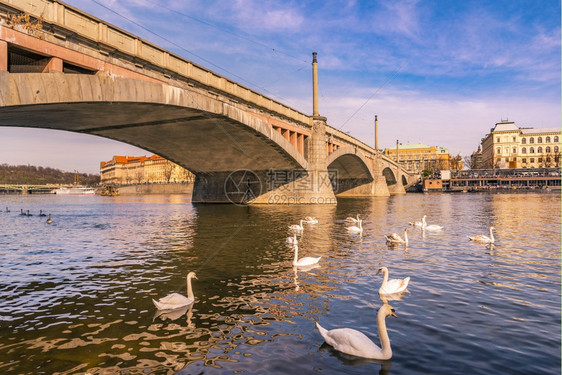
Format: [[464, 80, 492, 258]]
[[293, 244, 321, 267], [409, 215, 426, 227], [385, 228, 408, 245], [345, 214, 361, 223], [286, 233, 298, 245], [316, 303, 397, 360], [289, 220, 304, 231], [346, 219, 363, 234], [422, 216, 443, 231], [468, 226, 495, 243], [153, 272, 198, 310], [303, 216, 318, 224], [377, 267, 410, 295]]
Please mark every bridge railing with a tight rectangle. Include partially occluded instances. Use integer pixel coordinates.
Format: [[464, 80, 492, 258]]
[[1, 0, 311, 126]]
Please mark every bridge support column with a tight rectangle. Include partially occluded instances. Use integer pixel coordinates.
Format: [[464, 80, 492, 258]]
[[253, 115, 336, 204], [191, 117, 337, 205], [371, 154, 392, 196], [0, 40, 6, 71]]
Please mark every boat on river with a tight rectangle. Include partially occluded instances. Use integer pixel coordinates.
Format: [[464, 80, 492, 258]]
[[52, 187, 96, 195]]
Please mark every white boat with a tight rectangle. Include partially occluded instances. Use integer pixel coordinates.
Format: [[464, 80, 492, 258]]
[[53, 187, 96, 195]]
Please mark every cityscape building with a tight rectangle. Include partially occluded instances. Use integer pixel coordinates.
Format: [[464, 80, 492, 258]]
[[480, 121, 561, 169], [100, 155, 193, 185], [383, 143, 463, 173]]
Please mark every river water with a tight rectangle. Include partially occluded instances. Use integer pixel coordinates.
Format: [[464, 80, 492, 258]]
[[0, 192, 559, 374]]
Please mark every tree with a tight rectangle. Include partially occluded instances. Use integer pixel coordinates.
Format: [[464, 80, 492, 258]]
[[163, 162, 174, 183], [463, 155, 473, 169]]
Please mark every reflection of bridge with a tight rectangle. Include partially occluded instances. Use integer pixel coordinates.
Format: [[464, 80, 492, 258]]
[[0, 1, 418, 204]]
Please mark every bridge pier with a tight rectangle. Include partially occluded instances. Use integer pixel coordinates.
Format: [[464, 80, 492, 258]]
[[192, 116, 337, 205]]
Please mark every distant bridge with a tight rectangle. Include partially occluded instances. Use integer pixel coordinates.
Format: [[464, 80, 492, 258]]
[[0, 0, 418, 204], [0, 183, 66, 194]]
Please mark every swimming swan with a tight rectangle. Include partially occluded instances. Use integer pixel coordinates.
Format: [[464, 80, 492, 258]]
[[46, 213, 52, 224], [345, 214, 361, 223], [316, 303, 397, 360], [422, 216, 443, 231], [293, 244, 321, 267], [385, 228, 408, 245], [303, 216, 318, 224], [346, 219, 363, 234], [153, 272, 198, 310], [377, 266, 410, 295], [289, 220, 304, 231], [468, 226, 495, 243]]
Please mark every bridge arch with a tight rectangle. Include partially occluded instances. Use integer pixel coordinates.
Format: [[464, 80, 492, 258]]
[[326, 146, 375, 195], [382, 167, 397, 185], [0, 72, 308, 173], [326, 146, 373, 180]]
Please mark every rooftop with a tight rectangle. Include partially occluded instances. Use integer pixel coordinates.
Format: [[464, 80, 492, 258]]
[[493, 122, 519, 132], [520, 127, 560, 135]]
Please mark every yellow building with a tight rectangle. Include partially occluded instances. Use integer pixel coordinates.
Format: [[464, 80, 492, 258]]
[[480, 121, 561, 169], [383, 143, 463, 173], [100, 155, 194, 185]]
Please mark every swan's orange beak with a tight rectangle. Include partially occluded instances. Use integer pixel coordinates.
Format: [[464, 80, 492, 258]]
[[193, 274, 198, 280], [391, 309, 397, 318]]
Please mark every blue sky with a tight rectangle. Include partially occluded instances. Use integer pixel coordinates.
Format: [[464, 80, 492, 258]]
[[1, 0, 560, 174]]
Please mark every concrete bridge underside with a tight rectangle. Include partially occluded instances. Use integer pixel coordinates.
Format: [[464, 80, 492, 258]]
[[0, 72, 339, 203]]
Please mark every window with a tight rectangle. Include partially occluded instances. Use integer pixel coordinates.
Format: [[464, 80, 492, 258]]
[[546, 136, 551, 143], [496, 137, 500, 142], [522, 138, 527, 144], [522, 158, 527, 163], [538, 147, 543, 153], [538, 157, 543, 163], [555, 136, 559, 142], [555, 146, 560, 153], [538, 137, 543, 143], [512, 147, 517, 153], [512, 137, 516, 142], [522, 147, 526, 154], [530, 137, 534, 144], [530, 158, 535, 163], [530, 147, 535, 153], [546, 146, 551, 153], [496, 147, 501, 154], [547, 157, 551, 162]]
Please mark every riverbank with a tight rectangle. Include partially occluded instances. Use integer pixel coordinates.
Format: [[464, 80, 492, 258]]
[[116, 182, 193, 195]]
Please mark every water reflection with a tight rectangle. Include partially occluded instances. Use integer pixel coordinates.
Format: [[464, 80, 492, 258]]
[[320, 342, 393, 373], [0, 193, 559, 374]]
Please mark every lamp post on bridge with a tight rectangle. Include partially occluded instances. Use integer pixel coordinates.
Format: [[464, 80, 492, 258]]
[[374, 115, 379, 152]]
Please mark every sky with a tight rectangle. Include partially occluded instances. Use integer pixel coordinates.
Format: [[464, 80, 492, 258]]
[[1, 0, 560, 174]]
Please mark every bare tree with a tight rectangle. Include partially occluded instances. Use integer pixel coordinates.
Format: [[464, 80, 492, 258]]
[[163, 163, 174, 183], [463, 156, 472, 169]]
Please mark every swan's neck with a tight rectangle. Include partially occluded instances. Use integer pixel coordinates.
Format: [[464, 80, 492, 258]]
[[404, 230, 408, 244], [489, 228, 494, 241], [187, 276, 194, 301], [381, 269, 389, 289], [377, 309, 392, 358]]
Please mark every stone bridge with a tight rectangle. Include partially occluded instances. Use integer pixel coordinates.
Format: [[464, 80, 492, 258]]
[[0, 0, 418, 204]]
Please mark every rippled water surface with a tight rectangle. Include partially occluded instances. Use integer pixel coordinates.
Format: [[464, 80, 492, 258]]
[[0, 192, 560, 374]]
